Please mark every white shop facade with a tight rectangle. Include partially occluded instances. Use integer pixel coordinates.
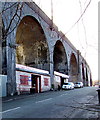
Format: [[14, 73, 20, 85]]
[[54, 71, 69, 89], [16, 64, 51, 95]]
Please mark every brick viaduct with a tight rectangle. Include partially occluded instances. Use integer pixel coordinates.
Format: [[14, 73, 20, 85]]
[[2, 2, 92, 95]]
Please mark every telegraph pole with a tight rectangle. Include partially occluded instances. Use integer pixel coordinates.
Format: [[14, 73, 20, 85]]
[[51, 0, 54, 30]]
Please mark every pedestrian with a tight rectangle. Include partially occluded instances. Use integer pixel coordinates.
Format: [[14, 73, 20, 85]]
[[58, 85, 61, 91]]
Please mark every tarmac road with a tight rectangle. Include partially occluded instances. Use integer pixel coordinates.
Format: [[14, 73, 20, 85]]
[[2, 86, 100, 119]]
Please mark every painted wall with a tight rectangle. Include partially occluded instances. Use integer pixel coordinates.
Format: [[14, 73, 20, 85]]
[[41, 75, 51, 92], [16, 69, 51, 94], [0, 75, 7, 97], [16, 71, 31, 94]]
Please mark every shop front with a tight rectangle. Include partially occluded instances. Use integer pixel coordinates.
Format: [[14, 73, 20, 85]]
[[16, 64, 51, 95]]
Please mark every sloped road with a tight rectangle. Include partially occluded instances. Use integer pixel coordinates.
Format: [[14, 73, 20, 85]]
[[2, 87, 100, 119]]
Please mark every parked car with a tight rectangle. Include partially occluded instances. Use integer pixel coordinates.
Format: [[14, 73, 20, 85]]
[[62, 82, 74, 90], [74, 82, 83, 88]]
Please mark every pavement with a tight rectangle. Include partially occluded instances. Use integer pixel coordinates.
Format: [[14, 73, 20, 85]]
[[2, 92, 36, 102], [2, 90, 58, 102], [84, 92, 100, 119]]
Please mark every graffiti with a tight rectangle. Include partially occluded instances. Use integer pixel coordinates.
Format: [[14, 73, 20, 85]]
[[44, 78, 49, 86], [20, 75, 28, 85]]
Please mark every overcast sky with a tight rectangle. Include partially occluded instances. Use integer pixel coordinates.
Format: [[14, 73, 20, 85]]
[[33, 0, 98, 81]]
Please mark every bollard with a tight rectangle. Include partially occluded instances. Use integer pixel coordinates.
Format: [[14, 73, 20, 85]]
[[96, 89, 100, 105]]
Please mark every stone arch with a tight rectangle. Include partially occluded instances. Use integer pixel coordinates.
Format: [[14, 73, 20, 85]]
[[16, 15, 50, 71], [86, 67, 89, 86], [70, 53, 78, 82], [90, 73, 92, 86], [53, 40, 68, 74]]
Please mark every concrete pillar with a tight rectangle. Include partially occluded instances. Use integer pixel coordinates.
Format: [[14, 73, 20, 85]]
[[77, 50, 82, 82], [49, 47, 54, 89], [67, 53, 71, 81], [6, 32, 16, 96]]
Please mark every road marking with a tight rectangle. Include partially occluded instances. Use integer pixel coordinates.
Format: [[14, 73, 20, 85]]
[[36, 98, 53, 103], [1, 107, 21, 114], [59, 93, 67, 97], [3, 99, 13, 102]]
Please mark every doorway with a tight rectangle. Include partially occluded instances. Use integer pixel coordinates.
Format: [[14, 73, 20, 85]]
[[31, 74, 41, 93]]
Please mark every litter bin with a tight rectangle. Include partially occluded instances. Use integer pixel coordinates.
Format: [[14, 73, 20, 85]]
[[96, 89, 100, 104], [30, 88, 35, 94]]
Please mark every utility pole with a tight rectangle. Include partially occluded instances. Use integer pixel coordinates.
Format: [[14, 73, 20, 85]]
[[50, 0, 54, 30]]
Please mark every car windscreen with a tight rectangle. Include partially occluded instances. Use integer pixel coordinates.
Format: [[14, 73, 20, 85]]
[[75, 82, 80, 84], [63, 83, 69, 85]]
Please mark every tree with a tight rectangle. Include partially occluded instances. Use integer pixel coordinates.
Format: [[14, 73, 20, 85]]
[[2, 2, 23, 74], [2, 2, 23, 95]]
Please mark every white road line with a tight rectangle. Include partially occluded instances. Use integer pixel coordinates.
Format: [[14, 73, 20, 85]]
[[59, 94, 67, 97], [4, 99, 13, 102], [36, 98, 53, 103], [1, 107, 21, 114]]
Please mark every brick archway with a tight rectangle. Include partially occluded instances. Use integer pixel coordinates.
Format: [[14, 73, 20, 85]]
[[86, 67, 89, 86], [53, 40, 68, 74], [70, 53, 78, 82], [16, 15, 50, 71], [82, 63, 85, 85]]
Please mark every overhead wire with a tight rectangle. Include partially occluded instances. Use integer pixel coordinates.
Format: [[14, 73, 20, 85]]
[[79, 0, 98, 58], [58, 0, 92, 40], [51, 0, 53, 25], [77, 22, 84, 51], [8, 1, 95, 60], [78, 0, 88, 59], [38, 0, 94, 62]]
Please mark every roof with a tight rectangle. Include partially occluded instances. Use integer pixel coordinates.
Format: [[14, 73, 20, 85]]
[[54, 71, 69, 78], [16, 64, 50, 76]]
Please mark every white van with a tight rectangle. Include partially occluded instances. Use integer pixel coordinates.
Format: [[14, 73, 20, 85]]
[[62, 82, 74, 90]]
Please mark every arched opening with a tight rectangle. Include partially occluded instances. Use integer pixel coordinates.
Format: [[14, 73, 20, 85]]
[[90, 73, 92, 86], [82, 63, 85, 85], [70, 53, 78, 82], [53, 40, 68, 74], [86, 68, 88, 86], [16, 16, 50, 71]]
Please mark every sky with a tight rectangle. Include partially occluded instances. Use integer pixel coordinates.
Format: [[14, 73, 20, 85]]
[[33, 0, 98, 81]]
